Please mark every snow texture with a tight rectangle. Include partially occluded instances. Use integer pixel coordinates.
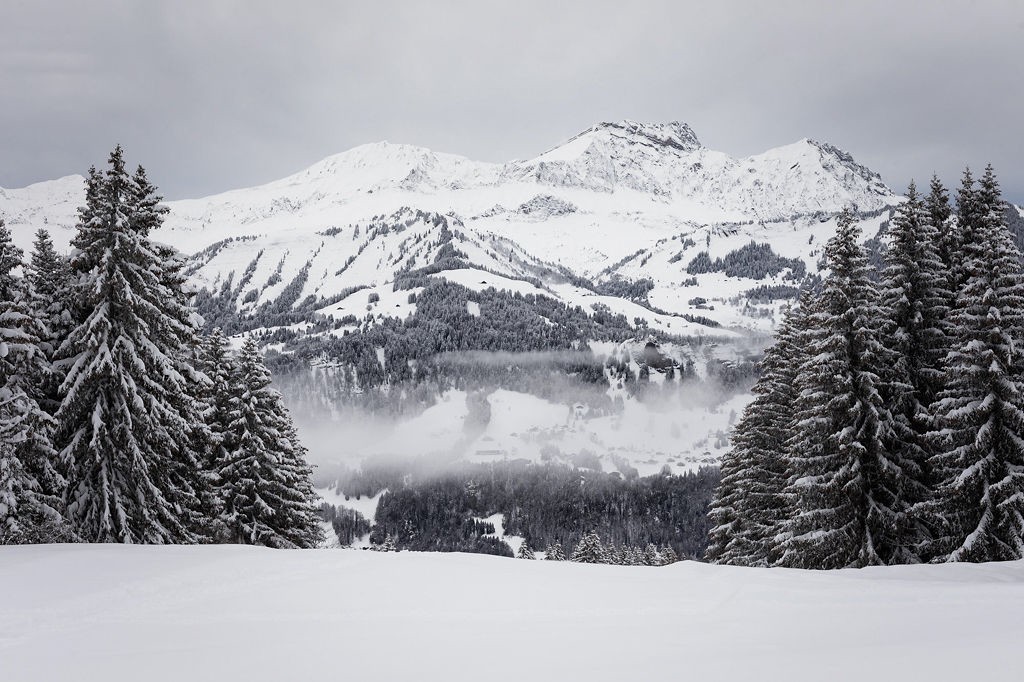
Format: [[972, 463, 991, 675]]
[[0, 545, 1022, 681]]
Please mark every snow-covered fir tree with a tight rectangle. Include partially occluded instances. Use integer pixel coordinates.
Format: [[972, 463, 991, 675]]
[[925, 175, 957, 277], [55, 148, 205, 543], [570, 530, 607, 563], [194, 328, 237, 540], [659, 546, 679, 565], [516, 541, 536, 559], [778, 209, 905, 569], [25, 228, 72, 344], [0, 221, 22, 291], [923, 166, 1024, 563], [199, 329, 235, 471], [0, 221, 68, 543], [706, 294, 807, 566], [545, 542, 565, 561], [877, 181, 951, 561], [140, 169, 217, 538], [949, 168, 984, 292], [219, 337, 323, 549], [24, 228, 72, 414]]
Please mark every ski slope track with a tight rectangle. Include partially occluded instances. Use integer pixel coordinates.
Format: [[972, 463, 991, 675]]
[[1, 545, 1022, 682]]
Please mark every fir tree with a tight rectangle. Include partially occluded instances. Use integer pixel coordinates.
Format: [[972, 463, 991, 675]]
[[706, 296, 806, 566], [56, 147, 203, 543], [545, 542, 565, 561], [0, 221, 67, 543], [778, 209, 904, 569], [878, 181, 951, 561], [517, 541, 536, 559], [950, 168, 983, 291], [643, 543, 661, 566], [659, 546, 679, 565], [129, 165, 168, 238], [219, 337, 323, 549], [24, 228, 72, 413], [25, 229, 72, 343], [195, 328, 236, 540], [0, 221, 22, 293], [924, 166, 1024, 563], [925, 175, 957, 275], [570, 530, 607, 564], [141, 179, 215, 538]]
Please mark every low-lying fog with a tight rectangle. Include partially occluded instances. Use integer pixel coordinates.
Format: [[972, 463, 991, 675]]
[[287, 347, 758, 480]]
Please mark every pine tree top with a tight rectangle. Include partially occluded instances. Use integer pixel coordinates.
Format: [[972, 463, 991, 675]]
[[0, 220, 25, 301]]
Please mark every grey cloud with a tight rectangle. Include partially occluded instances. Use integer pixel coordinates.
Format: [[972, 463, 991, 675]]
[[1, 0, 1022, 202]]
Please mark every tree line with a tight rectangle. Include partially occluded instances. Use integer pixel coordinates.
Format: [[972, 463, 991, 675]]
[[707, 167, 1024, 567], [686, 240, 806, 280], [0, 147, 322, 548], [322, 459, 718, 559]]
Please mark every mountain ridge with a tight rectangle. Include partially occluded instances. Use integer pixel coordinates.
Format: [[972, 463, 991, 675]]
[[0, 119, 895, 225], [0, 121, 898, 342]]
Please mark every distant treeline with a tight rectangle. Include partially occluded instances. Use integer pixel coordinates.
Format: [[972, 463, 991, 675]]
[[318, 460, 720, 559]]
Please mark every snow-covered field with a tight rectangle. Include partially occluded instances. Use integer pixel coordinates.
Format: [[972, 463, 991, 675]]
[[1, 545, 1021, 681]]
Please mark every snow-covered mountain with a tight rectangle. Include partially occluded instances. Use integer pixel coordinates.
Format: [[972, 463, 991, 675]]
[[0, 121, 900, 475], [0, 120, 898, 335], [505, 120, 890, 219]]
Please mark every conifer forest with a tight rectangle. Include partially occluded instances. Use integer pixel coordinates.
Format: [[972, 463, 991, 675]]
[[708, 169, 1024, 567], [0, 148, 323, 549]]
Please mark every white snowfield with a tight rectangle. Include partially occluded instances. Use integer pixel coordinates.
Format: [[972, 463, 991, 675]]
[[1, 545, 1022, 682]]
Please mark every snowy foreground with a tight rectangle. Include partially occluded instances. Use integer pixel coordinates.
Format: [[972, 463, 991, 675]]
[[2, 546, 1023, 681]]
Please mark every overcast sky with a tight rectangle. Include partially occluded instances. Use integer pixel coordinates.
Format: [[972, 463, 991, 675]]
[[2, 1, 1023, 202]]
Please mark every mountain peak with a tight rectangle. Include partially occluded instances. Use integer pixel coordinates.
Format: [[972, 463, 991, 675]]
[[805, 138, 883, 180], [589, 120, 702, 152]]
